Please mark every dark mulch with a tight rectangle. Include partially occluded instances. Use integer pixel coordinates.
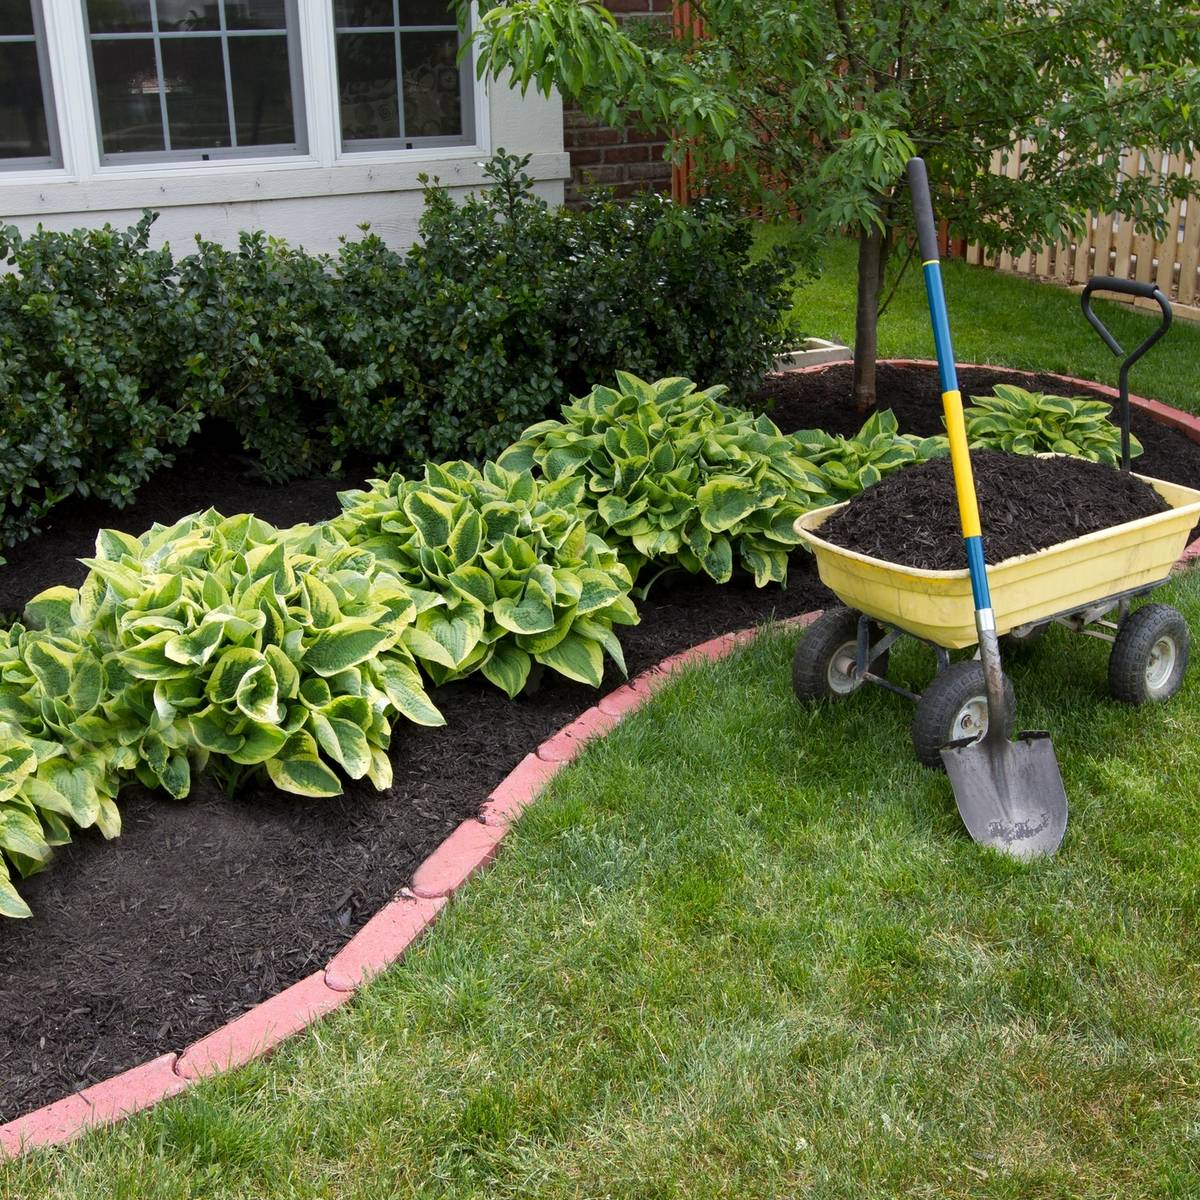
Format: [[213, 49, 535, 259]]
[[756, 361, 1200, 493], [0, 440, 830, 1122], [818, 449, 1170, 570], [2, 362, 1197, 1122]]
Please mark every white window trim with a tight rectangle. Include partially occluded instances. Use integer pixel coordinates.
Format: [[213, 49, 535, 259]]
[[2, 1, 512, 216]]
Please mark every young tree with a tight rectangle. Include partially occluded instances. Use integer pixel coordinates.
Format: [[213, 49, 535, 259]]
[[463, 0, 1200, 409]]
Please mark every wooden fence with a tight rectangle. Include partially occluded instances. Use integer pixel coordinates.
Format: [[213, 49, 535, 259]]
[[963, 144, 1200, 317]]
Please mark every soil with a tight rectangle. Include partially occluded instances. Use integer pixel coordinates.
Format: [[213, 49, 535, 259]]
[[1, 363, 1197, 1122], [0, 440, 830, 1122], [817, 449, 1170, 570]]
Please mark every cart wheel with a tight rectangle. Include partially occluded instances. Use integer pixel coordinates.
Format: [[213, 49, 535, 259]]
[[1001, 622, 1048, 654], [911, 660, 1016, 769], [792, 607, 888, 702], [1108, 603, 1190, 704]]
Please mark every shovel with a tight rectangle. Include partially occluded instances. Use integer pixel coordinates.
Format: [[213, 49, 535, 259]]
[[906, 157, 1068, 859]]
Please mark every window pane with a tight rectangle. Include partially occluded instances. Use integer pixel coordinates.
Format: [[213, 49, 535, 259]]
[[161, 37, 229, 149], [401, 32, 460, 137], [92, 39, 166, 153], [86, 0, 152, 33], [399, 0, 455, 25], [0, 43, 49, 158], [0, 0, 34, 36], [337, 32, 398, 140], [156, 0, 220, 31], [225, 0, 287, 29], [334, 1, 393, 27], [229, 35, 294, 145]]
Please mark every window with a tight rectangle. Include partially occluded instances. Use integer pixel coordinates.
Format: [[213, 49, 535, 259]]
[[333, 0, 474, 151], [82, 1, 306, 162], [0, 0, 59, 168]]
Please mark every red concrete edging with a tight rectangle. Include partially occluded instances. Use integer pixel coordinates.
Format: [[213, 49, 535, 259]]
[[0, 614, 813, 1158]]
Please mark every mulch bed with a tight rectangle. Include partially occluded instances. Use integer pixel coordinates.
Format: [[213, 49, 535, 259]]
[[1, 362, 1198, 1122], [818, 450, 1170, 570]]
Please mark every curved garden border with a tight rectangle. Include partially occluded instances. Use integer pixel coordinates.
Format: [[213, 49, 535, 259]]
[[4, 362, 1200, 1158]]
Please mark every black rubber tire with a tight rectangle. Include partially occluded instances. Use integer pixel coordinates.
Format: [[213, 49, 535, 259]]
[[792, 607, 888, 702], [911, 660, 1016, 769], [1001, 622, 1048, 655], [1108, 603, 1190, 704]]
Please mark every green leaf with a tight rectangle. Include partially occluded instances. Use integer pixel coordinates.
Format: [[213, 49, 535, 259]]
[[305, 623, 393, 675], [480, 642, 532, 698], [536, 631, 604, 687], [308, 712, 371, 779]]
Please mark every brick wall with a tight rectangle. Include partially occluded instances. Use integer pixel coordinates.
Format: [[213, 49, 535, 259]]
[[563, 0, 675, 207]]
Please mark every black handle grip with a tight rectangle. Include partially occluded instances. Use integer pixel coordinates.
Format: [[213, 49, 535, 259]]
[[906, 157, 938, 263], [1083, 275, 1162, 302]]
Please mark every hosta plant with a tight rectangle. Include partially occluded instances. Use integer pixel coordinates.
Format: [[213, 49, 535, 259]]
[[962, 384, 1141, 465], [791, 409, 948, 503], [0, 622, 126, 918], [335, 460, 638, 697], [27, 511, 445, 801], [497, 373, 828, 588]]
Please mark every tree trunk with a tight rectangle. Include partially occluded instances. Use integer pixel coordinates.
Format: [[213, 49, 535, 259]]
[[852, 223, 889, 414]]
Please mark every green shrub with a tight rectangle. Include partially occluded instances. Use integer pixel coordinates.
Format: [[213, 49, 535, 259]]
[[498, 373, 828, 588], [791, 410, 948, 502], [0, 214, 204, 550], [962, 384, 1141, 465], [336, 460, 638, 696]]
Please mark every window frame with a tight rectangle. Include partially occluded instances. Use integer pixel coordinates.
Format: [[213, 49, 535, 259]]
[[81, 0, 309, 166], [0, 0, 62, 171], [333, 2, 476, 154]]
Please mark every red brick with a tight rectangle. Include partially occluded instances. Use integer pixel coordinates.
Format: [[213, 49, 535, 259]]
[[624, 129, 670, 145], [175, 973, 350, 1081], [604, 0, 653, 11], [628, 161, 672, 182], [604, 145, 650, 164], [325, 894, 446, 992], [0, 1093, 93, 1157], [480, 752, 563, 825], [575, 128, 622, 147], [569, 148, 605, 167], [537, 706, 621, 762], [410, 819, 506, 899], [574, 164, 625, 185]]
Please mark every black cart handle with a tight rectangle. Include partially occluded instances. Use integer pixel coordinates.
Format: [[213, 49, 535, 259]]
[[1080, 275, 1172, 359], [1079, 275, 1173, 472]]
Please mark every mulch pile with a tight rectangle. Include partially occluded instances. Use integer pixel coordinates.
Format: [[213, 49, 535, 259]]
[[1, 364, 1197, 1123], [816, 449, 1171, 570]]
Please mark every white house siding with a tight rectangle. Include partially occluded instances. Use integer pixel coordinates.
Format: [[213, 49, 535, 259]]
[[1, 4, 567, 254]]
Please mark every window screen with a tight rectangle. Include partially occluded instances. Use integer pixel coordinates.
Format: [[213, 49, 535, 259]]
[[0, 0, 59, 168]]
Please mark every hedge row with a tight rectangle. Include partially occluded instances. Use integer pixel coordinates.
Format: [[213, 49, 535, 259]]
[[0, 152, 793, 555]]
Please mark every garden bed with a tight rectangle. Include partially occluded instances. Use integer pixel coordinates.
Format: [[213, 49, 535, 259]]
[[1, 361, 1197, 1123]]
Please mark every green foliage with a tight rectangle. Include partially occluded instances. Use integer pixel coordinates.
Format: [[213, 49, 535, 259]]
[[28, 511, 444, 806], [0, 624, 126, 919], [792, 409, 948, 502], [465, 0, 1200, 402], [336, 460, 638, 696], [962, 384, 1140, 466], [499, 373, 828, 588], [0, 214, 203, 551]]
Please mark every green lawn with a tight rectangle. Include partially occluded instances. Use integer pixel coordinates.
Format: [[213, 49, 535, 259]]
[[7, 573, 1200, 1199], [769, 233, 1200, 415]]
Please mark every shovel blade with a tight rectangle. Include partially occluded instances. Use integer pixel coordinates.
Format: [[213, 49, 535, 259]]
[[940, 731, 1068, 859]]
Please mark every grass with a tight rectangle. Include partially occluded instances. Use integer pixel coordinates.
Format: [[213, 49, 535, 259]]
[[766, 233, 1200, 415], [7, 571, 1200, 1199]]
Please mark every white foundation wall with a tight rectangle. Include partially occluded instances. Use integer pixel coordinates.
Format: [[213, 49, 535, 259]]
[[1, 22, 568, 254]]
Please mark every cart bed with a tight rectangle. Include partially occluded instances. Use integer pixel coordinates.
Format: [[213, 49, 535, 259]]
[[795, 472, 1200, 649]]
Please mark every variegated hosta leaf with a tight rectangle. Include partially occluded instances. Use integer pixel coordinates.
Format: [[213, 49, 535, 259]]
[[497, 372, 827, 590], [336, 460, 637, 697], [961, 385, 1139, 467]]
